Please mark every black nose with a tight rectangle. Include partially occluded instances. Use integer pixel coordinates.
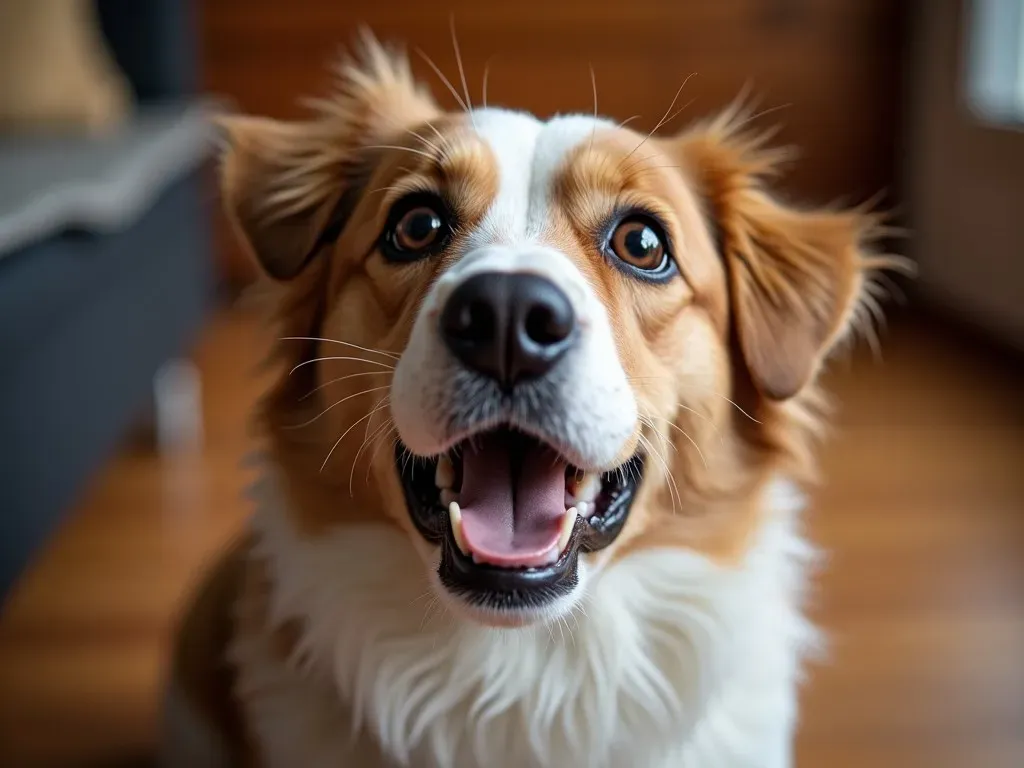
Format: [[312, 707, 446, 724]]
[[440, 272, 577, 388]]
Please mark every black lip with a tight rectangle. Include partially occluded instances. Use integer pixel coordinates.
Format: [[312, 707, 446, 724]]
[[394, 438, 645, 611], [438, 523, 582, 610]]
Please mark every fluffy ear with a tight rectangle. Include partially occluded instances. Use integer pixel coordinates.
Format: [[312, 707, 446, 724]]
[[217, 35, 438, 281], [678, 111, 888, 400]]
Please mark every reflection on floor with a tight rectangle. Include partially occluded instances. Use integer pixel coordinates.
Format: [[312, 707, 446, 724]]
[[1, 306, 1022, 767]]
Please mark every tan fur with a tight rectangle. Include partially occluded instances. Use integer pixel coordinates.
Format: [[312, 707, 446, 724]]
[[170, 36, 899, 763]]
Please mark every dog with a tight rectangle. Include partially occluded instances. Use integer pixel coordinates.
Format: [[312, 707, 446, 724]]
[[163, 35, 897, 768]]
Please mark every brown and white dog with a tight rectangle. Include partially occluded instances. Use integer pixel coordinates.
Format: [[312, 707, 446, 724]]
[[164, 36, 896, 768]]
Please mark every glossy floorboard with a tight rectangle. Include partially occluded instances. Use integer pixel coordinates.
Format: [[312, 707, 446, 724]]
[[1, 307, 1022, 767]]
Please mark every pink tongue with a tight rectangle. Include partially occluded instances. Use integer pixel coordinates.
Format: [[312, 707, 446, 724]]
[[458, 432, 567, 568]]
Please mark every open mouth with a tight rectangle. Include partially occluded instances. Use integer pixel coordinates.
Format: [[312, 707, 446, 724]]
[[396, 427, 645, 612]]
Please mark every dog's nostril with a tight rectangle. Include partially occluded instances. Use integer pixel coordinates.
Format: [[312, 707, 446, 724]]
[[524, 303, 572, 347]]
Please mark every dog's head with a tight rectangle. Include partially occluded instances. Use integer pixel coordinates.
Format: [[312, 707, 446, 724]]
[[220, 38, 894, 628]]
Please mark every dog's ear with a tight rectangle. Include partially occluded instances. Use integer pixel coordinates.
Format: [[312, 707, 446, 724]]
[[217, 34, 438, 281], [676, 109, 889, 400]]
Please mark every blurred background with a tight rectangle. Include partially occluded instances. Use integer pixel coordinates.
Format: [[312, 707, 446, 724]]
[[0, 0, 1021, 765]]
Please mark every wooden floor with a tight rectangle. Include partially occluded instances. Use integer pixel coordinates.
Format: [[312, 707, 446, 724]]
[[1, 306, 1022, 767]]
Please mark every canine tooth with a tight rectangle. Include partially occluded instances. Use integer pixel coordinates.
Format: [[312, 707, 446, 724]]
[[576, 501, 590, 519], [557, 507, 578, 553], [540, 546, 560, 565], [435, 456, 455, 489], [576, 472, 601, 503], [449, 502, 470, 556]]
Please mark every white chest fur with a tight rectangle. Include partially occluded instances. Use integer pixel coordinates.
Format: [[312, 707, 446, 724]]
[[234, 471, 818, 768]]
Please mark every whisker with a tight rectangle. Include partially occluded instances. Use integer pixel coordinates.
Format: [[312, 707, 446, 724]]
[[620, 72, 697, 167], [365, 424, 399, 486], [349, 418, 397, 497], [361, 393, 391, 442], [730, 101, 793, 134], [415, 47, 469, 112], [588, 63, 598, 155], [300, 370, 393, 402], [712, 392, 761, 424], [420, 595, 440, 631], [286, 385, 391, 430], [400, 441, 414, 477], [280, 336, 399, 360], [638, 414, 677, 454], [405, 128, 442, 156], [362, 144, 436, 161], [659, 97, 697, 133], [673, 403, 725, 445], [409, 589, 435, 607], [618, 114, 642, 129], [423, 120, 447, 146], [481, 56, 494, 108], [448, 15, 474, 125], [321, 399, 392, 473], [289, 356, 394, 376], [659, 419, 708, 470], [622, 461, 634, 487], [620, 153, 659, 176], [564, 614, 577, 647], [637, 432, 680, 514]]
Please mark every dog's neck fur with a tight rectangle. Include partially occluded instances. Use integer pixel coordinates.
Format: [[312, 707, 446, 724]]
[[235, 460, 818, 768]]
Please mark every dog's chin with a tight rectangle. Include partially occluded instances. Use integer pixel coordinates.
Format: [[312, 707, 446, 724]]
[[426, 569, 584, 629], [395, 426, 645, 628]]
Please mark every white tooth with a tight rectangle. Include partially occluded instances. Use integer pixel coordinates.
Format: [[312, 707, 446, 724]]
[[557, 507, 578, 553], [576, 501, 590, 519], [449, 502, 470, 556], [440, 489, 457, 507], [576, 472, 601, 503], [435, 456, 455, 489]]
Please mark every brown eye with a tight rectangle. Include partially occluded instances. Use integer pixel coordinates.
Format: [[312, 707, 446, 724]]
[[610, 217, 667, 271], [382, 194, 452, 263], [395, 206, 442, 251]]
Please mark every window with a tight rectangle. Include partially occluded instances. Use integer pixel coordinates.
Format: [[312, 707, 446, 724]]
[[965, 0, 1024, 126]]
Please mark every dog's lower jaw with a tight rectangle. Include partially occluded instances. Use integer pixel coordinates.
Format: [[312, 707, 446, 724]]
[[217, 465, 814, 768], [426, 555, 590, 629]]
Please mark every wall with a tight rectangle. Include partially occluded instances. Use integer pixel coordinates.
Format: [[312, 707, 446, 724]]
[[905, 0, 1024, 349]]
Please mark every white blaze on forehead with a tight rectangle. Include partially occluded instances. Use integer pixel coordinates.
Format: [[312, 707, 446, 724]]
[[390, 108, 638, 469], [467, 109, 615, 247]]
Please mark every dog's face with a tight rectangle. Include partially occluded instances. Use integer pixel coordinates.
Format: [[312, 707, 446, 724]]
[[220, 40, 887, 628]]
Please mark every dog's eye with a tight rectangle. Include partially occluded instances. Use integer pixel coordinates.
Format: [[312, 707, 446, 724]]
[[381, 194, 452, 262], [609, 217, 668, 272], [395, 207, 442, 250]]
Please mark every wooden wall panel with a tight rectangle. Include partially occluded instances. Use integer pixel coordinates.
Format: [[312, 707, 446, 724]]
[[200, 0, 905, 284]]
